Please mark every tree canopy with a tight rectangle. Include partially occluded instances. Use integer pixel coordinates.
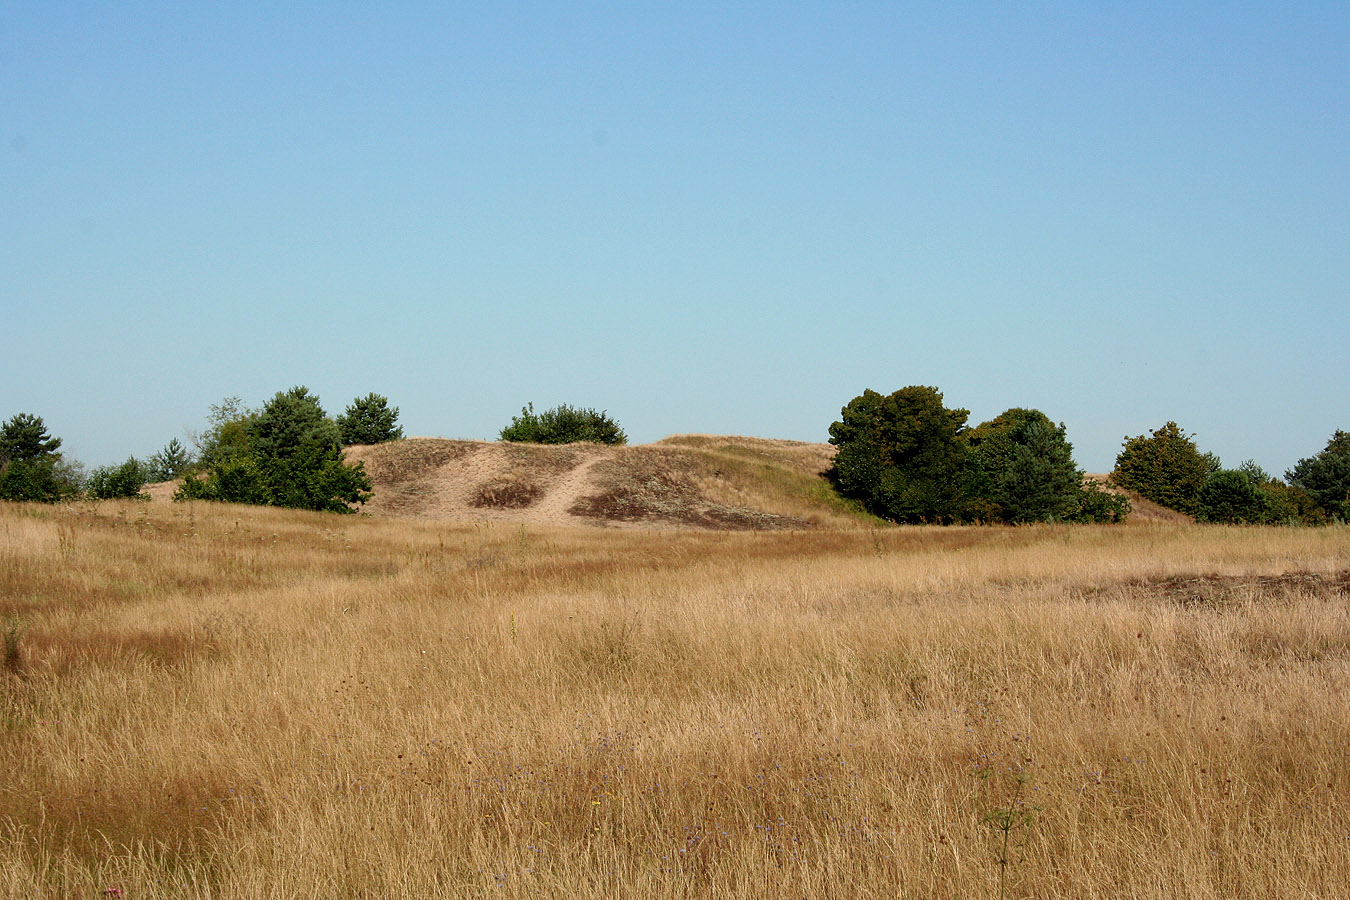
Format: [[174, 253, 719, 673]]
[[0, 414, 74, 503], [337, 393, 404, 445], [828, 388, 1129, 525], [1287, 430, 1350, 521], [1111, 422, 1218, 515], [176, 388, 372, 513]]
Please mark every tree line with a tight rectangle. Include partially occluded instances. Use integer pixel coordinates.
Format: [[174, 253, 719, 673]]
[[2, 387, 1345, 524], [826, 385, 1347, 525]]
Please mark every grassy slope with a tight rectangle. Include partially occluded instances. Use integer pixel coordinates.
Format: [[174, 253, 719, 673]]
[[2, 498, 1348, 898]]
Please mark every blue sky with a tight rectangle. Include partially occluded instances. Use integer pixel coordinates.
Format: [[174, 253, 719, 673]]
[[3, 2, 1346, 474]]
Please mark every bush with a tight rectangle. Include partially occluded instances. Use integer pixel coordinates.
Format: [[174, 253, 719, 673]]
[[500, 403, 627, 445], [337, 393, 404, 445], [1111, 422, 1218, 515], [828, 387, 971, 523], [1287, 430, 1350, 521], [0, 413, 75, 503], [1073, 479, 1133, 524], [176, 388, 373, 513], [86, 457, 147, 499]]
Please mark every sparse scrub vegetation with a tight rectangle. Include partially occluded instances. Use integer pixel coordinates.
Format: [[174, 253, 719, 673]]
[[1, 500, 1347, 897], [85, 456, 148, 500], [500, 402, 627, 445]]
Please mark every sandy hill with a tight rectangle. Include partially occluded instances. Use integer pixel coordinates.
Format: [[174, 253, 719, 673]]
[[341, 435, 867, 530], [144, 437, 1185, 529]]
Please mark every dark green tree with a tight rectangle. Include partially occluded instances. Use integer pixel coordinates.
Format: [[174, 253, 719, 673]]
[[176, 388, 372, 513], [0, 414, 74, 502], [337, 393, 404, 445], [1195, 469, 1272, 524], [1111, 422, 1218, 516], [964, 409, 1084, 523], [1287, 430, 1350, 521], [499, 403, 627, 445], [828, 386, 971, 523]]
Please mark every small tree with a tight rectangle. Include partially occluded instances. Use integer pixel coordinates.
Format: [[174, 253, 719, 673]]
[[1111, 422, 1217, 516], [1287, 430, 1350, 521], [190, 396, 258, 470], [0, 414, 74, 503], [146, 438, 193, 481], [337, 393, 404, 445], [499, 403, 627, 445]]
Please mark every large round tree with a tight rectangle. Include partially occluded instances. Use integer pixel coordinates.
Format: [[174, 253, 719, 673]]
[[828, 386, 970, 523]]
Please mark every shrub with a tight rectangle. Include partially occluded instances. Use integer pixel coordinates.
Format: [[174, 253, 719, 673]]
[[828, 386, 971, 523], [1287, 430, 1350, 521], [337, 394, 404, 445], [86, 457, 147, 499], [1073, 479, 1133, 523], [176, 388, 372, 513], [1111, 422, 1218, 515], [500, 403, 627, 445]]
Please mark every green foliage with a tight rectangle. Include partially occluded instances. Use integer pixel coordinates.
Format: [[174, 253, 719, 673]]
[[337, 393, 404, 445], [499, 403, 628, 445], [175, 388, 372, 513], [0, 414, 75, 503], [964, 409, 1084, 523], [0, 413, 62, 462], [1195, 469, 1273, 524], [146, 438, 193, 481], [828, 386, 971, 523], [1111, 422, 1216, 515], [86, 457, 148, 500], [1287, 430, 1350, 521], [191, 396, 259, 470], [830, 391, 1130, 526]]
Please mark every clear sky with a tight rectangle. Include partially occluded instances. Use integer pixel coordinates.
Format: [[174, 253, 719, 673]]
[[3, 2, 1346, 475]]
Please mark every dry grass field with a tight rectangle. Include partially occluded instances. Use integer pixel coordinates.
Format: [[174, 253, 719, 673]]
[[2, 492, 1348, 898]]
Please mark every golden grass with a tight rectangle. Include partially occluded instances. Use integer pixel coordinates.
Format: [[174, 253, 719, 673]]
[[2, 498, 1349, 898]]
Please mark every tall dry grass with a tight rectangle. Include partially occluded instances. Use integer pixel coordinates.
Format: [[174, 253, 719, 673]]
[[2, 498, 1348, 898]]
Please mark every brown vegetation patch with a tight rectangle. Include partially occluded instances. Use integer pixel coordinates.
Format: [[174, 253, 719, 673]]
[[470, 476, 544, 509], [344, 438, 478, 484], [20, 626, 215, 675], [570, 449, 812, 530], [1130, 570, 1350, 608]]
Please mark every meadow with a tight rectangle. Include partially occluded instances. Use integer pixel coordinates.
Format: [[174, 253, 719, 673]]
[[2, 497, 1348, 898]]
